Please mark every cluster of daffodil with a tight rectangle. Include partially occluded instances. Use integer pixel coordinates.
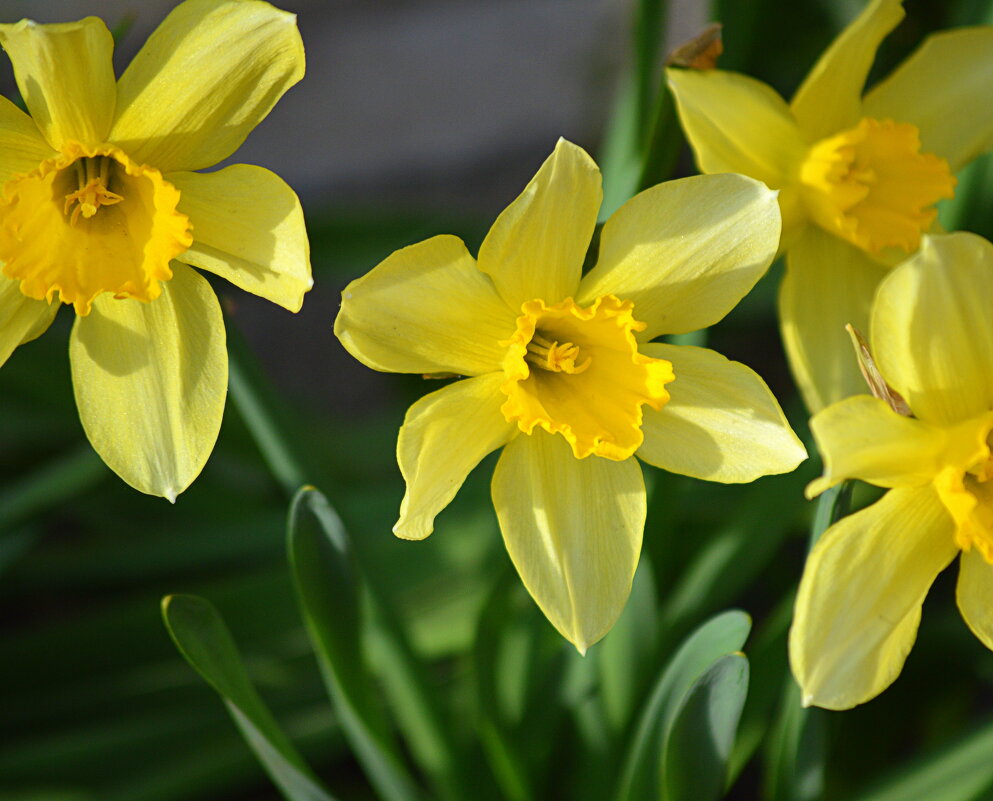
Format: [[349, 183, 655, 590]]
[[3, 0, 993, 723]]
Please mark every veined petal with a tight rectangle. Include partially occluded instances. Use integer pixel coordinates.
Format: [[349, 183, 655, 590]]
[[0, 274, 58, 367], [334, 235, 517, 376], [69, 263, 227, 500], [872, 233, 993, 426], [790, 0, 904, 141], [779, 225, 886, 413], [807, 395, 945, 497], [491, 430, 645, 653], [0, 16, 116, 149], [864, 28, 993, 173], [170, 165, 311, 312], [477, 139, 600, 310], [790, 485, 957, 710], [636, 343, 806, 483], [0, 96, 56, 183], [957, 548, 993, 652], [578, 173, 780, 338], [110, 0, 305, 173], [395, 373, 516, 541], [666, 68, 807, 190]]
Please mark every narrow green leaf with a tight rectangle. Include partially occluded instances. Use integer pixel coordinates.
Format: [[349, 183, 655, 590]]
[[598, 559, 659, 733], [763, 683, 825, 801], [849, 717, 993, 801], [161, 594, 337, 801], [287, 487, 424, 801], [614, 609, 752, 801], [809, 480, 853, 549], [662, 653, 750, 801], [226, 328, 310, 497], [0, 445, 105, 534]]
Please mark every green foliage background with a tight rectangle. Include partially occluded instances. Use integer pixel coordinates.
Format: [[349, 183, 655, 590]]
[[4, 1, 993, 799]]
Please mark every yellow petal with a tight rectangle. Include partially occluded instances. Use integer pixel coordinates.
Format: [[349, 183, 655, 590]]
[[636, 343, 806, 482], [69, 263, 227, 500], [957, 548, 993, 652], [477, 138, 600, 310], [110, 0, 305, 173], [0, 274, 58, 367], [807, 395, 945, 497], [578, 173, 780, 338], [790, 485, 956, 710], [491, 430, 645, 653], [779, 225, 886, 413], [0, 16, 116, 149], [0, 95, 56, 182], [170, 165, 311, 312], [395, 373, 516, 541], [864, 28, 993, 173], [872, 232, 993, 425], [790, 0, 904, 141], [666, 68, 807, 191], [334, 235, 516, 376]]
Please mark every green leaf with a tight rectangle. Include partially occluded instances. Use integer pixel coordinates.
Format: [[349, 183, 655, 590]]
[[161, 594, 337, 801], [662, 653, 750, 801], [849, 716, 993, 801], [763, 683, 825, 801], [598, 559, 659, 733], [809, 480, 853, 549], [287, 486, 425, 801], [614, 609, 752, 801]]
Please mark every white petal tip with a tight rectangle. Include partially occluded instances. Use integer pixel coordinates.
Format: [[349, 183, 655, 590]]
[[163, 489, 178, 504], [801, 693, 815, 708]]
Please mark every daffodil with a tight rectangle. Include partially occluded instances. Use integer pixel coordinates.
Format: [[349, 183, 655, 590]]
[[335, 139, 806, 651], [791, 232, 993, 709], [667, 0, 993, 412], [0, 0, 311, 500]]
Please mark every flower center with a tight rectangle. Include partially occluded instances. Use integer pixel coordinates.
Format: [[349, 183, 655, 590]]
[[500, 294, 674, 461], [63, 156, 124, 225], [934, 414, 993, 563], [799, 117, 956, 254], [524, 333, 592, 374], [0, 141, 193, 315]]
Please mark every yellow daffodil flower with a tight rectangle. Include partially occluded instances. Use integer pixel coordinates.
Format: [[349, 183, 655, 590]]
[[791, 232, 993, 709], [335, 139, 806, 651], [667, 0, 993, 413], [0, 0, 311, 500]]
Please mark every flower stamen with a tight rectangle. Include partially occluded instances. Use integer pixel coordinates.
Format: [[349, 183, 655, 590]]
[[64, 156, 124, 226], [525, 333, 592, 374]]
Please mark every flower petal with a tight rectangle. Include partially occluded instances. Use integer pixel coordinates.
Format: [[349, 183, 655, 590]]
[[334, 235, 516, 376], [491, 430, 645, 653], [864, 28, 993, 172], [0, 16, 116, 149], [790, 0, 904, 141], [69, 263, 227, 500], [577, 173, 780, 339], [477, 138, 600, 310], [110, 0, 305, 173], [666, 67, 807, 190], [636, 343, 805, 482], [0, 274, 58, 367], [779, 225, 886, 413], [957, 548, 993, 652], [807, 395, 945, 497], [394, 373, 516, 541], [872, 232, 993, 426], [790, 485, 957, 710], [0, 95, 56, 182], [170, 165, 311, 312]]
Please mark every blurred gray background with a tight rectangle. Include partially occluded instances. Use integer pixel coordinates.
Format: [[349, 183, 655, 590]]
[[0, 0, 706, 408]]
